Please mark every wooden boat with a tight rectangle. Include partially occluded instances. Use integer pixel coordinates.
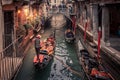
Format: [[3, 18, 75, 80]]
[[33, 51, 52, 69], [65, 29, 75, 43], [80, 49, 115, 80], [33, 36, 55, 69]]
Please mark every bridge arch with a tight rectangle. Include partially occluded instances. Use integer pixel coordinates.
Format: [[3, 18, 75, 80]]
[[44, 13, 73, 29]]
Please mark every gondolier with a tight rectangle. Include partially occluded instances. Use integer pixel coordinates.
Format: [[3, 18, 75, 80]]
[[34, 35, 41, 61]]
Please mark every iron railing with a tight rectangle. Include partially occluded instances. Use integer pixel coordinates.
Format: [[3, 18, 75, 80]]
[[0, 35, 25, 80]]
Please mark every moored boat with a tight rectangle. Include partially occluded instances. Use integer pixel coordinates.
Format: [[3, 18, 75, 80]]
[[65, 29, 75, 43], [80, 49, 115, 80]]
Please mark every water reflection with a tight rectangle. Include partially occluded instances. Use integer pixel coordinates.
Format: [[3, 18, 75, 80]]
[[47, 36, 82, 80]]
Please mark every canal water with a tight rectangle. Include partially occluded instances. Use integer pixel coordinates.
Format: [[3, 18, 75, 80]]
[[14, 14, 85, 80]]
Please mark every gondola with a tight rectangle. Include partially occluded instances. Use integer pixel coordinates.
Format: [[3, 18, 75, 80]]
[[33, 36, 55, 69], [65, 29, 75, 43], [80, 49, 115, 80]]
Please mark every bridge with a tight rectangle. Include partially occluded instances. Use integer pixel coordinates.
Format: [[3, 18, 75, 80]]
[[47, 7, 75, 22]]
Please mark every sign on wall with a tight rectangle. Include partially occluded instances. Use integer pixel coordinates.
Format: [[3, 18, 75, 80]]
[[2, 0, 13, 5]]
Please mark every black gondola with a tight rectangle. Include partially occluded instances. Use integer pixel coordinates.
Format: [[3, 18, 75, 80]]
[[65, 29, 75, 43], [33, 50, 52, 69], [33, 36, 55, 69], [80, 49, 115, 80]]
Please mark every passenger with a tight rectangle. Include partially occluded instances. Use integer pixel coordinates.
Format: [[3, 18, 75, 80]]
[[41, 42, 49, 51], [46, 44, 54, 55], [34, 35, 41, 61], [47, 37, 54, 46]]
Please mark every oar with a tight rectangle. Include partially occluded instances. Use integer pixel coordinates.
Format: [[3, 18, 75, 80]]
[[50, 54, 83, 77]]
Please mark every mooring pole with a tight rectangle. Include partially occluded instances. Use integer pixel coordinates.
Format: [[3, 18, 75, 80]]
[[97, 27, 102, 60]]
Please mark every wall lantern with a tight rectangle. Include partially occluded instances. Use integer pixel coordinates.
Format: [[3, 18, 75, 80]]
[[23, 5, 29, 17], [17, 9, 21, 14]]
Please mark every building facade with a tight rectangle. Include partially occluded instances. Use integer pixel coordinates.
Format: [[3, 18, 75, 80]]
[[0, 0, 43, 79], [76, 0, 120, 65]]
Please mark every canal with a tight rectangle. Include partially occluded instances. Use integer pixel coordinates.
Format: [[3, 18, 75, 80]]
[[13, 14, 85, 80]]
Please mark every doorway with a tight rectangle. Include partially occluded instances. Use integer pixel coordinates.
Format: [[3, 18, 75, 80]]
[[109, 4, 120, 37], [4, 11, 14, 56]]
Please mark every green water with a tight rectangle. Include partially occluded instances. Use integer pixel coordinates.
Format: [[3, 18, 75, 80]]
[[15, 12, 83, 80], [14, 28, 84, 80]]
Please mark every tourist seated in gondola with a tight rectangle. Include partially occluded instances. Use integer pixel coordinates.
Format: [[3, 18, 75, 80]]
[[40, 40, 54, 55], [46, 44, 54, 55], [47, 37, 55, 46], [65, 29, 74, 38]]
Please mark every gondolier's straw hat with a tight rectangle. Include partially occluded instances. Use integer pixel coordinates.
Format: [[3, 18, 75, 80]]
[[36, 35, 41, 38]]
